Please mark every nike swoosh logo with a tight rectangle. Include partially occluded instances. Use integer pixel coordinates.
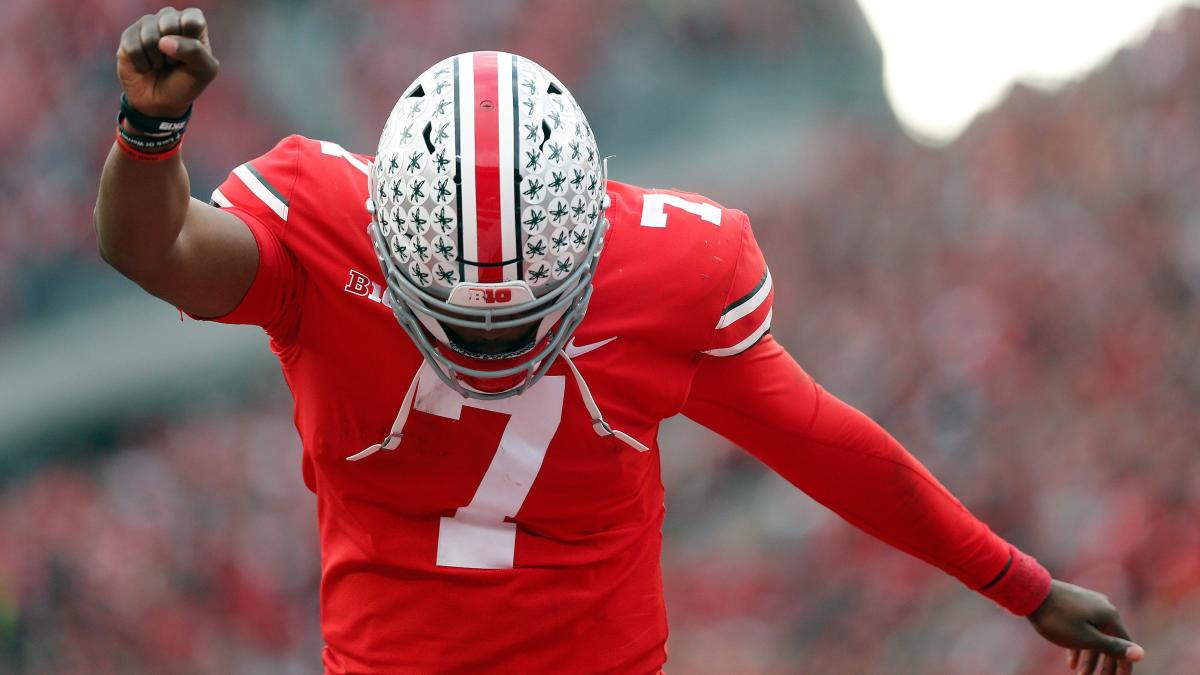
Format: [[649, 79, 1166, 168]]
[[564, 336, 617, 358]]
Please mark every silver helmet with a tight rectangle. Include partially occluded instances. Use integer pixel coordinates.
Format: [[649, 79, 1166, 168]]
[[367, 51, 607, 398]]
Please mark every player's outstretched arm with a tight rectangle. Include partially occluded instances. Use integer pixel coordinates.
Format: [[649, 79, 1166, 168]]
[[682, 337, 1143, 674], [95, 7, 257, 318]]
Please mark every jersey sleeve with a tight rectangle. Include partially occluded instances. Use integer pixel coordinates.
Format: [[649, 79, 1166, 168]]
[[703, 211, 773, 357], [193, 136, 305, 343], [681, 336, 1053, 616]]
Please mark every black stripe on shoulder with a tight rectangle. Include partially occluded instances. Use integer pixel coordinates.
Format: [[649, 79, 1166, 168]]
[[244, 162, 289, 206], [721, 269, 769, 316]]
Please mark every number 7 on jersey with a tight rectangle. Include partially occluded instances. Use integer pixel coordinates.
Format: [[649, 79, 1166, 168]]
[[639, 193, 722, 228], [410, 366, 566, 569]]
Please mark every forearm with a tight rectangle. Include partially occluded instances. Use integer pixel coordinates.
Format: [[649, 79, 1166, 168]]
[[683, 337, 1051, 614], [100, 5, 218, 278], [94, 126, 191, 276], [748, 388, 1048, 613]]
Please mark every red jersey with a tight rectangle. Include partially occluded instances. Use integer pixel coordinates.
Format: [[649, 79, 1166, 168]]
[[202, 135, 1050, 673]]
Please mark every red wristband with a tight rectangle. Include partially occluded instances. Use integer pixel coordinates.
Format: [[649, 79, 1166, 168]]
[[978, 546, 1052, 616], [115, 127, 184, 161]]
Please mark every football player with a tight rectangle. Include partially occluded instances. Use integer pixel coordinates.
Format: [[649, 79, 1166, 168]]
[[95, 7, 1143, 675]]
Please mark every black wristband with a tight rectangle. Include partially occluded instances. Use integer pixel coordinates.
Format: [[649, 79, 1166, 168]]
[[118, 93, 192, 135]]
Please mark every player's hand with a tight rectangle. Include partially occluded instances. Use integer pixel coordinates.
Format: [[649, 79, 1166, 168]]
[[1027, 580, 1144, 675], [117, 7, 218, 118]]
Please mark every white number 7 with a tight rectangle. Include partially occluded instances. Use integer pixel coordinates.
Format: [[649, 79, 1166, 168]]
[[639, 193, 722, 228], [410, 364, 565, 570]]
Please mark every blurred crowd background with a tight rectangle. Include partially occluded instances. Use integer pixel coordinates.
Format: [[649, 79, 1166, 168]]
[[2, 1, 1198, 673]]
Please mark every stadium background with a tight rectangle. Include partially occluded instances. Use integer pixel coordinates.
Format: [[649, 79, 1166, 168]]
[[2, 0, 1198, 673]]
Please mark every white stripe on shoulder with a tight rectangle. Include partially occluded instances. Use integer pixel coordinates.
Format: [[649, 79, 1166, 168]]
[[704, 308, 772, 357], [319, 140, 371, 175], [232, 164, 288, 221], [716, 269, 773, 329], [210, 188, 232, 208]]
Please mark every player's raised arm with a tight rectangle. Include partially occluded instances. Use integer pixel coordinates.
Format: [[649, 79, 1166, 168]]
[[95, 7, 257, 318]]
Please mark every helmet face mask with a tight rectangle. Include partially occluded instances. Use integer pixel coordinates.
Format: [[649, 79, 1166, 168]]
[[366, 51, 607, 398], [440, 312, 539, 359]]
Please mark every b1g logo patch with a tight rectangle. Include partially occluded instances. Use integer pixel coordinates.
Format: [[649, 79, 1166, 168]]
[[447, 282, 535, 308], [344, 270, 374, 296], [465, 288, 513, 304], [343, 269, 390, 307]]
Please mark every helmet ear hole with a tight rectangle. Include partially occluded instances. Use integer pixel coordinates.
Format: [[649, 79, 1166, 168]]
[[406, 84, 426, 98], [546, 82, 563, 95], [422, 122, 436, 153]]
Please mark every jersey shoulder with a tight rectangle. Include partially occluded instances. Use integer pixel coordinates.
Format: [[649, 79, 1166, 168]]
[[605, 180, 746, 236], [597, 181, 773, 357], [208, 136, 385, 310], [209, 135, 373, 238], [603, 179, 748, 279]]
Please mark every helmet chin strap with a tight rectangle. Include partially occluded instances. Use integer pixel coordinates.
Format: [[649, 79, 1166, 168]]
[[346, 355, 648, 462], [556, 350, 649, 452], [345, 365, 424, 461]]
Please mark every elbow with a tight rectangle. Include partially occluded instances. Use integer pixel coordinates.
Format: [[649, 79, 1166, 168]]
[[94, 210, 110, 262], [93, 205, 121, 271], [96, 238, 145, 280], [97, 239, 123, 274], [93, 209, 143, 280], [94, 205, 112, 266]]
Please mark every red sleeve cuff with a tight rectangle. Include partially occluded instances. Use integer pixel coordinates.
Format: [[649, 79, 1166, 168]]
[[978, 546, 1052, 616]]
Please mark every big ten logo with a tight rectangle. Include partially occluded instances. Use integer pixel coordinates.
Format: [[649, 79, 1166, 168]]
[[344, 269, 388, 306], [466, 288, 513, 304], [344, 270, 374, 296]]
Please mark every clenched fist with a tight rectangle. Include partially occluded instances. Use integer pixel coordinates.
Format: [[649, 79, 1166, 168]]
[[117, 7, 218, 119]]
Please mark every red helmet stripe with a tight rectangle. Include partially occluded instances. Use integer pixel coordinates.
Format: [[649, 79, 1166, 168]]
[[497, 52, 521, 282], [472, 51, 504, 282]]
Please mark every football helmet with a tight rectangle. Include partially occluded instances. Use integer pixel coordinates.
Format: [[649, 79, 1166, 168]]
[[367, 51, 607, 399]]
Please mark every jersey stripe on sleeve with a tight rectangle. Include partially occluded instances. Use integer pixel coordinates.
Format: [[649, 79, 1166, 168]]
[[716, 269, 772, 329], [704, 214, 774, 358], [208, 136, 300, 228], [232, 163, 290, 221], [704, 308, 772, 357]]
